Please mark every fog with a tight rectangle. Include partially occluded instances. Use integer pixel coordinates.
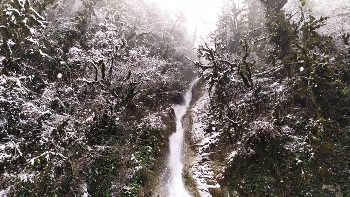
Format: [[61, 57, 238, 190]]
[[285, 0, 350, 34], [145, 0, 224, 42], [146, 0, 350, 45]]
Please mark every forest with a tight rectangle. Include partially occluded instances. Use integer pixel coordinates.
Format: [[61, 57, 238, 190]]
[[0, 0, 349, 196]]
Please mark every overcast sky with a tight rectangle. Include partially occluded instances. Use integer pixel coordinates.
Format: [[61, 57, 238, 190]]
[[145, 0, 224, 42], [145, 0, 350, 43]]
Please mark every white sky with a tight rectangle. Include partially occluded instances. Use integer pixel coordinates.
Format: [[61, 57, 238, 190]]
[[145, 0, 224, 41]]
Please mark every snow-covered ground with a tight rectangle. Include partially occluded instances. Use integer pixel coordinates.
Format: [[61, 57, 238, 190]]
[[187, 91, 224, 197]]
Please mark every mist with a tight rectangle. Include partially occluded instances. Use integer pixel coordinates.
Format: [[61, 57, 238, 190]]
[[1, 0, 350, 196]]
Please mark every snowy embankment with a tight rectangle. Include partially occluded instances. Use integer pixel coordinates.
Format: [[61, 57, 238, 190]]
[[186, 90, 225, 197]]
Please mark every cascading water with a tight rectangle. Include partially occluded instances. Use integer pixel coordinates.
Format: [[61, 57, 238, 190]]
[[168, 77, 198, 197]]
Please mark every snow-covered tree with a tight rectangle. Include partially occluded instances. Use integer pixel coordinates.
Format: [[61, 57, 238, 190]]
[[0, 0, 196, 196], [191, 0, 350, 196]]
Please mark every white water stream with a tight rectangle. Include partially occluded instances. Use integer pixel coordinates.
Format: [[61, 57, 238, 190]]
[[168, 77, 198, 197]]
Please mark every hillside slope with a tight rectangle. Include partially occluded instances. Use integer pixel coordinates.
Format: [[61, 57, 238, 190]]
[[187, 0, 350, 196]]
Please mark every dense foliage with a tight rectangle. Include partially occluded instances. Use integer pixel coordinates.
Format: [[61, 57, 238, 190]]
[[0, 0, 195, 196], [194, 0, 350, 196], [1, 0, 350, 196]]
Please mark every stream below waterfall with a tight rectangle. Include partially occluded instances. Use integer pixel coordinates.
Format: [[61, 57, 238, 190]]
[[167, 77, 198, 197]]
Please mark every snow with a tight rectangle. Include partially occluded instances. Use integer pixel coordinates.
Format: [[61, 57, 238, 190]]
[[189, 92, 210, 143], [123, 186, 133, 195], [39, 49, 50, 58], [282, 125, 308, 153], [227, 150, 238, 163], [27, 35, 38, 44], [57, 73, 62, 79], [84, 112, 95, 123], [0, 152, 12, 162], [82, 182, 89, 197], [29, 151, 68, 165], [0, 186, 10, 197], [188, 90, 223, 197], [140, 113, 166, 129], [296, 158, 302, 164], [270, 81, 285, 93], [18, 173, 35, 183], [68, 47, 84, 63], [285, 0, 350, 34], [130, 154, 137, 162]]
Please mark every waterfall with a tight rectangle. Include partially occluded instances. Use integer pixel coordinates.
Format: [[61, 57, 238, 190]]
[[168, 77, 198, 197]]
